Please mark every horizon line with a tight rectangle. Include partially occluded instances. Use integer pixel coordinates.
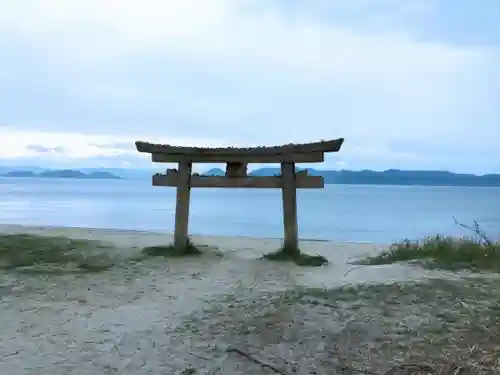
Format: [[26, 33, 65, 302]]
[[1, 165, 499, 176]]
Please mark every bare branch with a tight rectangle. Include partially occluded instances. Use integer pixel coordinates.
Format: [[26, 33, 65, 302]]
[[344, 265, 370, 277], [452, 217, 492, 246], [226, 347, 291, 375]]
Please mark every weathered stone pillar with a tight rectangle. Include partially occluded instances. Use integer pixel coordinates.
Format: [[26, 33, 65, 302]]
[[174, 160, 192, 248], [281, 162, 298, 252]]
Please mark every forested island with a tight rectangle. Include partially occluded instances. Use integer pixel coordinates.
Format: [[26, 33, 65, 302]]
[[2, 167, 500, 186], [203, 168, 500, 187]]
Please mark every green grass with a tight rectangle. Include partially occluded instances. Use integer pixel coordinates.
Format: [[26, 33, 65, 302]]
[[360, 235, 500, 272], [142, 237, 202, 257], [262, 246, 328, 267], [0, 233, 115, 273]]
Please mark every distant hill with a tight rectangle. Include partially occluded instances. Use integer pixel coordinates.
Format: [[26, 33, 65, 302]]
[[249, 167, 282, 176], [202, 167, 500, 187], [2, 169, 121, 180], [78, 168, 153, 180], [39, 170, 88, 178], [203, 168, 225, 176], [87, 171, 121, 179], [317, 169, 500, 186], [3, 166, 500, 186], [4, 170, 37, 178], [0, 166, 156, 180]]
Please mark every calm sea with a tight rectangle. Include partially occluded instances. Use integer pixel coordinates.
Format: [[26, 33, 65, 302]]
[[0, 177, 499, 244]]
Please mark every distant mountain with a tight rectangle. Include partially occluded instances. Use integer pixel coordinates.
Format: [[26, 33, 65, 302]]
[[200, 167, 500, 187], [2, 169, 121, 180], [249, 167, 282, 176], [3, 166, 500, 186], [39, 170, 88, 178], [88, 171, 121, 179], [0, 166, 46, 175], [4, 170, 37, 178], [317, 169, 500, 186], [0, 166, 156, 180], [78, 168, 154, 180], [203, 168, 225, 176]]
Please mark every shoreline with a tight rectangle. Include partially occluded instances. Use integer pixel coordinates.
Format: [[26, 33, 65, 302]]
[[0, 222, 472, 287], [3, 175, 500, 189], [0, 223, 388, 246]]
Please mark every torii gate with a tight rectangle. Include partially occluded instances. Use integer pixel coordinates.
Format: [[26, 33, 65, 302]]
[[135, 138, 344, 252]]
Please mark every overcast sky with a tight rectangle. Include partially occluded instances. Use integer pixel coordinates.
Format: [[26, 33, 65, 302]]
[[0, 0, 499, 173]]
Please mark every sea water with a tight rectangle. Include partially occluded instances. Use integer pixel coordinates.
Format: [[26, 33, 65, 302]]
[[1, 177, 499, 244]]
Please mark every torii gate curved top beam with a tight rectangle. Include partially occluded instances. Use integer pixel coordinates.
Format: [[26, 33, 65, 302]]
[[135, 138, 344, 163]]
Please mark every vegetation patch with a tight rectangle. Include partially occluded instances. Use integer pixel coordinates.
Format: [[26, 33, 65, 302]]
[[359, 235, 500, 272], [0, 233, 115, 274], [142, 237, 202, 258], [262, 246, 328, 266]]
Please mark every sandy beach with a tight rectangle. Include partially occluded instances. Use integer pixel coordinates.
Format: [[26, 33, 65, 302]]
[[0, 225, 498, 374]]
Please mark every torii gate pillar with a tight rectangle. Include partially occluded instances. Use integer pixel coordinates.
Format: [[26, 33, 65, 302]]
[[281, 162, 298, 251], [174, 160, 192, 249]]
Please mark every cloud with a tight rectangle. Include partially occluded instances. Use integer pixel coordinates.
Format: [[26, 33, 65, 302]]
[[1, 0, 486, 79], [90, 142, 137, 151], [25, 144, 65, 154], [0, 127, 228, 162], [0, 0, 498, 172]]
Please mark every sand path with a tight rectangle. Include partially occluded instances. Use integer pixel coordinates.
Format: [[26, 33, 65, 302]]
[[0, 225, 470, 374]]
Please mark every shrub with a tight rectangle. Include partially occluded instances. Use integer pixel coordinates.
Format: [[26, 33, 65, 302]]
[[360, 235, 500, 272]]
